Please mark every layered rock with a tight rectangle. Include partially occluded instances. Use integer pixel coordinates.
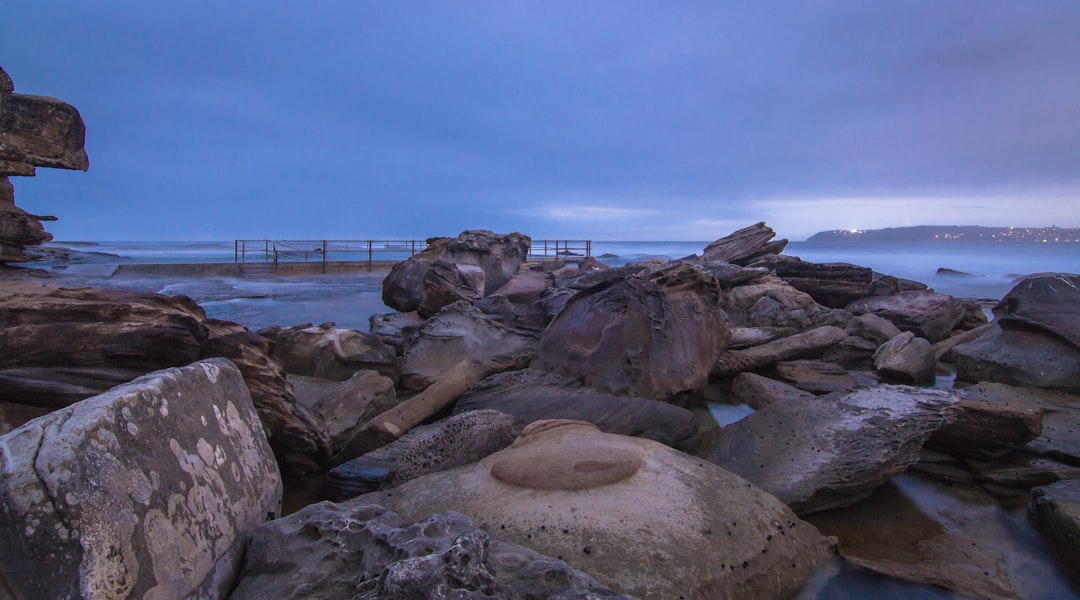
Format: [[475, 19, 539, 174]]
[[728, 372, 815, 409], [709, 385, 958, 514], [362, 421, 835, 600], [290, 370, 398, 455], [229, 502, 634, 600], [701, 221, 787, 265], [534, 262, 727, 403], [928, 382, 1044, 460], [0, 359, 281, 600], [749, 254, 874, 309], [723, 273, 838, 331], [711, 325, 848, 378], [474, 263, 555, 330]]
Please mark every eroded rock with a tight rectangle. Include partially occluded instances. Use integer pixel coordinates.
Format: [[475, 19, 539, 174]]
[[845, 290, 966, 343], [258, 322, 399, 383], [701, 222, 787, 265]]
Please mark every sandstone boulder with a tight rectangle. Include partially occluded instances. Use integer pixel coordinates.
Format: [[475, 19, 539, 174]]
[[290, 371, 397, 455], [363, 421, 835, 600], [929, 382, 1044, 459], [534, 262, 727, 403], [0, 359, 281, 600], [873, 331, 936, 384], [726, 326, 798, 349], [0, 81, 89, 174], [368, 310, 425, 352], [711, 325, 847, 378], [417, 258, 486, 317], [452, 368, 698, 447], [723, 273, 836, 331], [475, 263, 555, 330], [774, 359, 861, 395], [229, 502, 633, 600], [821, 335, 879, 368], [845, 290, 966, 343], [701, 222, 787, 265], [258, 322, 399, 382], [845, 312, 903, 345], [709, 385, 958, 514]]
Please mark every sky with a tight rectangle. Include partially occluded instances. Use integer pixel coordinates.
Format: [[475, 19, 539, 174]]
[[4, 2, 1080, 242]]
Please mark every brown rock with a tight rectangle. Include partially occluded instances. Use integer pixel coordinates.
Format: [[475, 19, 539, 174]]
[[845, 312, 903, 345], [290, 371, 397, 455], [723, 273, 835, 330], [701, 222, 787, 265], [845, 290, 967, 343], [258, 322, 399, 383], [1029, 480, 1080, 571], [750, 254, 874, 308], [711, 325, 847, 378], [0, 66, 12, 94], [774, 359, 861, 395], [0, 88, 89, 173], [728, 372, 815, 409], [873, 331, 936, 384], [929, 382, 1044, 459]]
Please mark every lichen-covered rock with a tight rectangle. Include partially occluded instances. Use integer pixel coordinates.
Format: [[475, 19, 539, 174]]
[[257, 322, 399, 383], [229, 502, 633, 600], [363, 421, 835, 600], [534, 262, 727, 403], [873, 331, 936, 384], [710, 385, 958, 514], [0, 359, 282, 600], [845, 290, 967, 343]]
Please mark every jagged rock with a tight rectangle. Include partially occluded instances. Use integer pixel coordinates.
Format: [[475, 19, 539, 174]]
[[934, 323, 991, 361], [362, 421, 835, 600], [553, 256, 611, 287], [750, 255, 874, 308], [368, 310, 425, 352], [0, 287, 330, 476], [711, 325, 847, 378], [869, 274, 929, 296], [400, 301, 538, 391], [0, 359, 281, 600], [701, 222, 787, 266], [845, 290, 967, 343], [288, 371, 397, 455], [845, 313, 903, 345], [535, 262, 727, 403], [709, 385, 958, 514], [953, 274, 1080, 392], [928, 382, 1044, 459], [873, 331, 936, 384], [723, 273, 836, 330], [774, 359, 861, 395], [257, 322, 399, 383], [475, 263, 555, 330], [0, 199, 56, 262], [955, 296, 990, 330], [229, 502, 634, 600], [692, 260, 771, 289], [728, 372, 815, 409], [381, 230, 531, 314], [452, 368, 698, 447], [0, 66, 12, 94], [1029, 480, 1080, 571]]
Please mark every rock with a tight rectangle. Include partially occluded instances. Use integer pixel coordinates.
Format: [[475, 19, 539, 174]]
[[872, 331, 936, 384], [845, 313, 903, 345], [362, 421, 835, 600], [1029, 480, 1080, 571], [0, 83, 89, 174], [452, 368, 698, 447], [966, 454, 1080, 491], [0, 66, 12, 93], [845, 290, 967, 343], [0, 359, 281, 600], [693, 260, 771, 289], [381, 230, 531, 314], [869, 274, 928, 296], [400, 301, 538, 391], [257, 322, 399, 382], [928, 382, 1044, 459], [726, 326, 797, 349], [711, 325, 847, 378], [774, 359, 861, 395], [952, 323, 1080, 392], [955, 296, 990, 330], [750, 255, 874, 309], [417, 258, 486, 317], [474, 263, 554, 330], [0, 200, 56, 262], [701, 222, 787, 265], [728, 372, 815, 409], [0, 400, 51, 435], [229, 502, 633, 600], [936, 267, 975, 276], [293, 371, 398, 455], [709, 385, 958, 514], [951, 383, 1080, 465], [996, 274, 1080, 347], [933, 323, 990, 361], [368, 310, 425, 352], [723, 273, 836, 330], [821, 335, 878, 369], [534, 262, 727, 403]]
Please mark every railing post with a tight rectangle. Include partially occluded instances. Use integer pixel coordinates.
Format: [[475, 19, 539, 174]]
[[586, 240, 591, 258], [368, 240, 373, 270], [272, 245, 278, 271], [322, 240, 327, 273]]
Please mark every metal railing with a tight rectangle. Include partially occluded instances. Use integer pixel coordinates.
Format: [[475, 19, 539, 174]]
[[234, 239, 591, 270]]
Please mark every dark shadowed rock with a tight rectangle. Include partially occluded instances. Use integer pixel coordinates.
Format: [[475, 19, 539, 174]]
[[258, 322, 399, 382], [821, 335, 879, 368], [845, 312, 903, 345], [750, 255, 874, 309], [229, 502, 633, 600], [873, 331, 936, 384], [729, 372, 815, 409], [869, 275, 929, 296], [709, 385, 958, 514], [701, 222, 787, 266], [289, 371, 397, 455], [475, 263, 555, 330], [1029, 480, 1080, 571], [535, 263, 727, 403], [417, 258, 485, 317], [0, 359, 281, 600], [723, 273, 838, 331], [929, 382, 1044, 460], [0, 66, 12, 93], [712, 325, 847, 378], [774, 359, 861, 395], [0, 86, 89, 173], [996, 274, 1080, 347], [0, 199, 56, 262], [692, 260, 771, 289], [952, 324, 1080, 392], [726, 326, 798, 349], [0, 400, 50, 435], [452, 368, 698, 447], [845, 290, 966, 343]]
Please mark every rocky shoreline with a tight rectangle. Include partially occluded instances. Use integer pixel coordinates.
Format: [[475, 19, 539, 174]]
[[3, 66, 1080, 598]]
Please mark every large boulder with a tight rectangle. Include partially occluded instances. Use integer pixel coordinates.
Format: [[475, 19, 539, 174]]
[[474, 263, 555, 331], [257, 322, 399, 383], [774, 359, 861, 395], [872, 331, 936, 384], [362, 421, 835, 600], [399, 301, 538, 391], [749, 254, 874, 309], [290, 370, 397, 455], [534, 262, 727, 403], [382, 230, 531, 315], [0, 359, 281, 600], [701, 222, 787, 265], [452, 368, 698, 447], [952, 274, 1080, 392], [723, 273, 837, 331], [929, 382, 1044, 460], [728, 372, 815, 409], [229, 502, 633, 600], [845, 290, 967, 343], [709, 385, 958, 514]]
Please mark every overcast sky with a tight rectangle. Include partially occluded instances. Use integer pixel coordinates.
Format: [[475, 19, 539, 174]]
[[4, 2, 1080, 241]]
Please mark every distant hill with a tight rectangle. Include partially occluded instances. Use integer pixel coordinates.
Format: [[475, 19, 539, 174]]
[[806, 225, 1080, 243]]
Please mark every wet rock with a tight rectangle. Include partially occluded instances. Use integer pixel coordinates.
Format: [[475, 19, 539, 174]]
[[750, 255, 874, 309], [1029, 480, 1080, 571], [701, 222, 787, 265], [845, 290, 967, 343], [535, 262, 727, 403], [400, 301, 538, 391], [729, 372, 815, 409], [774, 359, 861, 395], [258, 322, 399, 383], [290, 371, 397, 455], [712, 325, 847, 378], [0, 359, 281, 600], [929, 382, 1044, 460], [452, 368, 698, 447], [873, 331, 936, 384], [362, 421, 835, 600], [229, 502, 634, 600], [709, 385, 958, 514]]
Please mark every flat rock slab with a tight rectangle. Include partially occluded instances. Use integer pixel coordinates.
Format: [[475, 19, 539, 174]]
[[929, 382, 1044, 460], [774, 359, 861, 395], [709, 385, 958, 514], [0, 359, 282, 600]]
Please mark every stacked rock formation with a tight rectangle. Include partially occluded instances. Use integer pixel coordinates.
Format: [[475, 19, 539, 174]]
[[0, 65, 89, 262]]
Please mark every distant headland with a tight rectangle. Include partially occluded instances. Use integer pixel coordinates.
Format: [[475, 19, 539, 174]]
[[806, 225, 1080, 243]]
